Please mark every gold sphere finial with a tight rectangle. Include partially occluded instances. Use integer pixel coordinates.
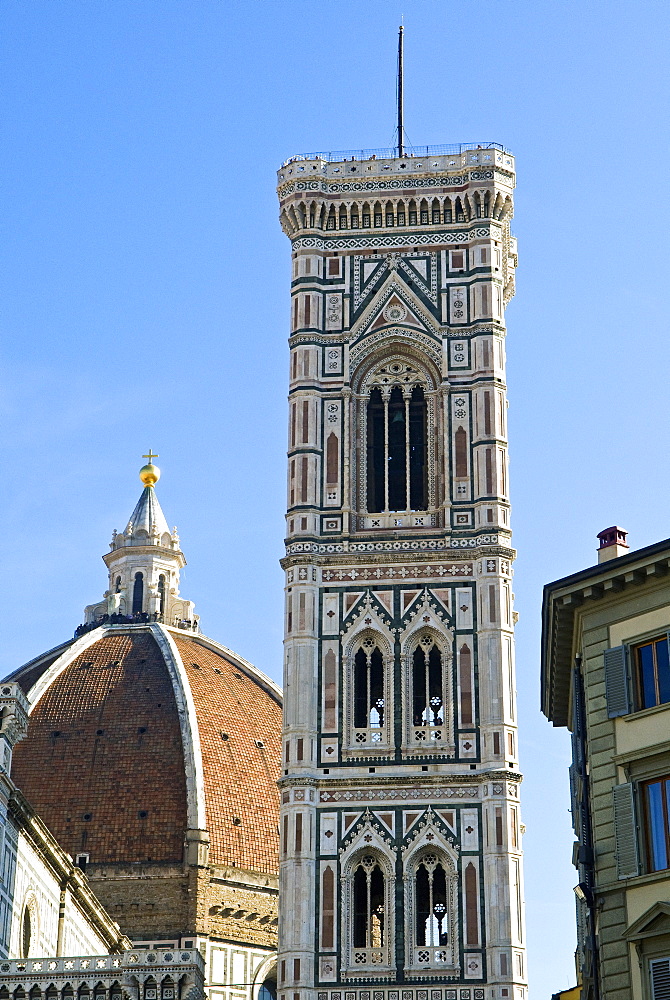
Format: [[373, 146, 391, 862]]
[[140, 450, 160, 487]]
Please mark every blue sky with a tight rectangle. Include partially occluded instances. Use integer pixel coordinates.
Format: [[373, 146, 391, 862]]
[[1, 0, 669, 993]]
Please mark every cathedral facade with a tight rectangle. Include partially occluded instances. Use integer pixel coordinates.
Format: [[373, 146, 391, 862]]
[[277, 144, 526, 1000]]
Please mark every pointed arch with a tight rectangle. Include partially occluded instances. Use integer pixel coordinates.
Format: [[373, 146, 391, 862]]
[[341, 845, 395, 973], [404, 841, 460, 973], [408, 198, 418, 225], [342, 621, 393, 755], [401, 619, 455, 754]]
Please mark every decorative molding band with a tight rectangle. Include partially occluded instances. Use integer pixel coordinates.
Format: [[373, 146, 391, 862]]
[[277, 166, 509, 199], [285, 534, 507, 557], [319, 786, 478, 803], [290, 228, 494, 252]]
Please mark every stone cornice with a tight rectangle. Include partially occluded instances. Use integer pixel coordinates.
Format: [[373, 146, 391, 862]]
[[278, 770, 522, 791], [288, 225, 498, 252], [281, 540, 515, 568]]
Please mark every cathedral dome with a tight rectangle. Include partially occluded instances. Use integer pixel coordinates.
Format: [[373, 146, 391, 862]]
[[7, 622, 282, 875], [3, 462, 282, 949]]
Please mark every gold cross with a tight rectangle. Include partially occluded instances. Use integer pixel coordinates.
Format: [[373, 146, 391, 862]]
[[143, 450, 158, 463]]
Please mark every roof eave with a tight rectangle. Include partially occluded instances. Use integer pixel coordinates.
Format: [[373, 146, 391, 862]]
[[541, 536, 670, 727]]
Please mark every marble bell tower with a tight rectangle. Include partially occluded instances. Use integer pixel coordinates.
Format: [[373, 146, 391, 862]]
[[276, 133, 526, 1000]]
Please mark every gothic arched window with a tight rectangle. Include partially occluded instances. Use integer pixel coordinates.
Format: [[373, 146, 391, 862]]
[[132, 572, 144, 614], [410, 636, 449, 745], [366, 383, 427, 513], [353, 644, 384, 741], [405, 850, 457, 971], [416, 855, 448, 947], [352, 855, 386, 958]]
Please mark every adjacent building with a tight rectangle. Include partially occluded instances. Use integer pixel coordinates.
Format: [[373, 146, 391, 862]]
[[542, 528, 670, 1000], [277, 142, 526, 1000]]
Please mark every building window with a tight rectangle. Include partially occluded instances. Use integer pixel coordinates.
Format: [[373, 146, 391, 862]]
[[354, 644, 384, 738], [642, 775, 670, 872], [650, 957, 670, 999], [22, 907, 31, 958], [412, 641, 443, 731], [405, 849, 458, 971], [416, 854, 448, 949], [366, 385, 427, 513], [132, 572, 144, 614], [158, 575, 166, 616], [634, 635, 670, 709], [353, 855, 385, 957]]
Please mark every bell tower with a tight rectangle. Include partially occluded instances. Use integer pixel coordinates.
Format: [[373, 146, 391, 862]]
[[277, 140, 525, 1000]]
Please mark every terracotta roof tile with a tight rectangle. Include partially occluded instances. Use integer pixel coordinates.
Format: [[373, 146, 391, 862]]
[[9, 627, 281, 878], [173, 634, 281, 875], [11, 631, 187, 863]]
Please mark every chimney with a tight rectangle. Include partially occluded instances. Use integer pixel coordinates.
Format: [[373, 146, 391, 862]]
[[597, 526, 629, 563]]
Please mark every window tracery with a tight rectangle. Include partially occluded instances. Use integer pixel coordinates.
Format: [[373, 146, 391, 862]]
[[341, 849, 394, 972], [353, 641, 385, 744], [356, 357, 436, 518], [403, 631, 453, 752], [404, 847, 459, 972], [342, 623, 393, 755]]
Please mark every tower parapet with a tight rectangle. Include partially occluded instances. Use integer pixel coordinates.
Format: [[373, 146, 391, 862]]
[[277, 141, 525, 1000]]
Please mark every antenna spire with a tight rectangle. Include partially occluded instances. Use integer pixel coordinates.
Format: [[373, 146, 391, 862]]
[[397, 24, 404, 157]]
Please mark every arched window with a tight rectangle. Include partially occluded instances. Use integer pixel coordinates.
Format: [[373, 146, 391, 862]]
[[408, 636, 451, 748], [354, 643, 384, 742], [414, 854, 450, 964], [403, 849, 458, 971], [132, 572, 144, 614], [352, 856, 386, 957], [21, 906, 31, 958], [412, 642, 443, 727], [366, 383, 427, 513], [115, 576, 121, 593], [158, 575, 166, 616]]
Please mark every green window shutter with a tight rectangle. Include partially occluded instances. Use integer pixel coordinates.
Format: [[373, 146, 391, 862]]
[[650, 957, 670, 1000], [604, 645, 630, 717], [612, 782, 640, 879]]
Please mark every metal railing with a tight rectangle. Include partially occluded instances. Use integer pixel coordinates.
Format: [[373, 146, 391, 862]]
[[281, 142, 511, 166], [74, 613, 199, 638]]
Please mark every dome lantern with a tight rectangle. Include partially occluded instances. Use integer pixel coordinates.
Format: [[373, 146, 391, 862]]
[[82, 457, 197, 629]]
